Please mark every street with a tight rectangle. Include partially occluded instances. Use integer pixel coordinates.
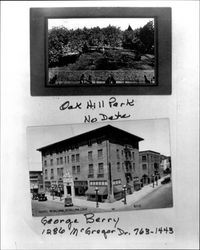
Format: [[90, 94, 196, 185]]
[[32, 198, 104, 216], [131, 182, 173, 210], [31, 182, 173, 216]]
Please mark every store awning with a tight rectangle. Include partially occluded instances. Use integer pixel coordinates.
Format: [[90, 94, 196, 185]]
[[85, 187, 108, 195], [85, 186, 122, 195]]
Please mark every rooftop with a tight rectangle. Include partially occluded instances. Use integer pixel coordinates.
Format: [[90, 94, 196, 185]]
[[37, 125, 144, 153]]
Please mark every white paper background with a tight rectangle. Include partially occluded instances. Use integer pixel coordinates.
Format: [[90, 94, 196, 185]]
[[1, 1, 199, 249]]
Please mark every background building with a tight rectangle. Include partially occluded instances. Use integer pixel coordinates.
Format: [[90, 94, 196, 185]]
[[139, 150, 161, 185], [37, 125, 144, 202], [160, 155, 171, 174], [29, 170, 43, 194]]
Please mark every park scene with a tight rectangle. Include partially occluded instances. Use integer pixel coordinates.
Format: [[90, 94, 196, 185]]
[[48, 18, 155, 85]]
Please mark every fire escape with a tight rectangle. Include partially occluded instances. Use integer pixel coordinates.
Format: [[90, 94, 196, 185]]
[[124, 145, 133, 185]]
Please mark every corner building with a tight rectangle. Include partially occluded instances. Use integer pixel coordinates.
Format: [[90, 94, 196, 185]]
[[37, 125, 143, 203]]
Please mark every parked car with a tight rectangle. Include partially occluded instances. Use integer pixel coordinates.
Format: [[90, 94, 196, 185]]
[[32, 193, 38, 200], [38, 193, 47, 201], [64, 196, 73, 207], [161, 176, 171, 184]]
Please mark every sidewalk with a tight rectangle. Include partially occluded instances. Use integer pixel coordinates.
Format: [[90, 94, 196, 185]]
[[46, 176, 168, 210]]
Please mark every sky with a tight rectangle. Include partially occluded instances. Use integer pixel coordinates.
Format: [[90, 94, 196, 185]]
[[48, 18, 154, 31], [27, 119, 171, 171]]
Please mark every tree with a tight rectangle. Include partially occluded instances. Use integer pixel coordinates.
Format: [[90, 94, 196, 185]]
[[48, 27, 69, 67], [139, 21, 154, 54]]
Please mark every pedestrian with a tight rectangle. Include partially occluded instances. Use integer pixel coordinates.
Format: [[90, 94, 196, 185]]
[[86, 74, 92, 84], [80, 74, 85, 84], [105, 75, 111, 85], [110, 74, 116, 84]]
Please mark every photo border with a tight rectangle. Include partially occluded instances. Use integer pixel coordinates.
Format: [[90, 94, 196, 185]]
[[30, 7, 171, 96]]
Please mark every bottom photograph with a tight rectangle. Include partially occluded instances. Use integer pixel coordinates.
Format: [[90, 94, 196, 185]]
[[27, 119, 173, 217]]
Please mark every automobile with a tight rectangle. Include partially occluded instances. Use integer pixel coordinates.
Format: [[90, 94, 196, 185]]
[[38, 193, 47, 201], [32, 193, 38, 200], [161, 176, 171, 184], [64, 196, 73, 207]]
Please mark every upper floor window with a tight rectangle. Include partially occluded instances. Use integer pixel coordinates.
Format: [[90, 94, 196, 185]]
[[77, 165, 80, 174], [60, 157, 63, 164], [67, 156, 69, 163], [142, 164, 147, 170], [88, 151, 93, 161], [142, 155, 147, 162], [44, 160, 47, 166], [97, 138, 103, 145], [50, 159, 53, 166], [98, 149, 103, 159], [132, 152, 135, 159], [98, 163, 104, 174], [76, 154, 80, 162], [89, 164, 94, 174], [116, 149, 120, 159], [117, 162, 121, 172], [56, 158, 59, 165], [64, 156, 66, 163], [71, 154, 75, 163], [72, 166, 76, 174], [132, 163, 135, 171]]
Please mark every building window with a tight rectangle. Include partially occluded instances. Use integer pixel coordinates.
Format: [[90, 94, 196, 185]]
[[50, 159, 53, 166], [113, 179, 121, 185], [64, 156, 66, 163], [89, 164, 94, 174], [71, 155, 75, 163], [50, 169, 54, 179], [60, 168, 63, 177], [90, 180, 107, 186], [98, 149, 103, 159], [88, 151, 93, 161], [77, 165, 80, 174], [122, 163, 125, 171], [142, 155, 147, 162], [132, 152, 135, 159], [117, 162, 121, 172], [72, 166, 76, 174], [142, 164, 147, 170], [98, 163, 104, 177], [76, 154, 80, 162], [60, 157, 63, 164], [67, 156, 69, 163], [132, 163, 135, 171], [116, 149, 120, 159], [44, 169, 48, 179], [97, 138, 102, 145], [44, 160, 47, 166], [56, 158, 59, 165]]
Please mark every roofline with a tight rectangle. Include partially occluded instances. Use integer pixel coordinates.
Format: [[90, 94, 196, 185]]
[[37, 124, 144, 152], [139, 150, 161, 155]]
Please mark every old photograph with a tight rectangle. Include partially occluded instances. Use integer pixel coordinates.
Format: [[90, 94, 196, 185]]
[[30, 7, 172, 95], [48, 18, 155, 86], [27, 119, 173, 217]]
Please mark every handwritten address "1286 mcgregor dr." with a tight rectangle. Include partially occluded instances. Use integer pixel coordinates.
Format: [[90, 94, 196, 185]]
[[59, 97, 135, 123], [41, 213, 174, 239]]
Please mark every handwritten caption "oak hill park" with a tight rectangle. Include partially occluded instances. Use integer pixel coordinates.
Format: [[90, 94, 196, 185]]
[[59, 97, 135, 123], [41, 213, 174, 239]]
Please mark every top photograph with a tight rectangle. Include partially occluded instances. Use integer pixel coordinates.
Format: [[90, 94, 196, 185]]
[[30, 7, 171, 95]]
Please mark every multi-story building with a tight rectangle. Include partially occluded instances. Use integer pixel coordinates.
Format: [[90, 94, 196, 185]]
[[37, 125, 143, 202], [29, 170, 43, 194], [160, 155, 171, 174], [139, 150, 161, 185]]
